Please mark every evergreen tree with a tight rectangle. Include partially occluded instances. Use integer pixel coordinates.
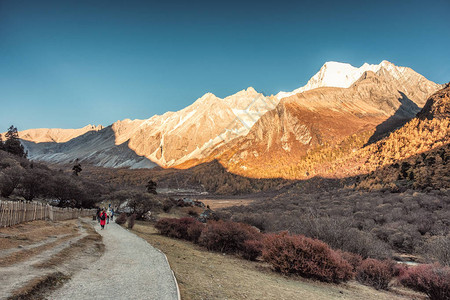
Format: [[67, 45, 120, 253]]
[[0, 133, 4, 151], [72, 160, 82, 176], [146, 179, 157, 194], [4, 125, 26, 157]]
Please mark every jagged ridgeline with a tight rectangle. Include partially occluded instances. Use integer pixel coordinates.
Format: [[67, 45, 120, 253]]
[[16, 61, 445, 184]]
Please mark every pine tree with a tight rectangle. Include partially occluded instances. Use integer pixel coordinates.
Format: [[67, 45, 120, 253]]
[[146, 179, 157, 194], [4, 125, 26, 157], [72, 159, 82, 176]]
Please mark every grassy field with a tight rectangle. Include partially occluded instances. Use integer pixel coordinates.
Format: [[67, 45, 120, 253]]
[[131, 221, 424, 300]]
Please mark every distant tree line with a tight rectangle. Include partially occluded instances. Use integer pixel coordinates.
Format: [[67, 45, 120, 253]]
[[0, 125, 107, 208], [0, 149, 108, 207]]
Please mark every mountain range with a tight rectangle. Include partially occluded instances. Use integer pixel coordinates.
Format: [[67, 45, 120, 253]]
[[18, 60, 445, 179]]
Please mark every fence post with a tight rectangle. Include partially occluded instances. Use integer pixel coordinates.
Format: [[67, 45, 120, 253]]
[[0, 201, 4, 227], [49, 205, 53, 221], [12, 201, 15, 226]]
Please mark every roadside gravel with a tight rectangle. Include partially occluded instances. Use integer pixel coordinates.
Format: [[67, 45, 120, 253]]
[[49, 221, 179, 300]]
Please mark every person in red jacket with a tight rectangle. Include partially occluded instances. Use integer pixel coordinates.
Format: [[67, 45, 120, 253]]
[[99, 209, 107, 229]]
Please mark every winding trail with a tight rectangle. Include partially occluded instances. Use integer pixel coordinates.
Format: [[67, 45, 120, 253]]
[[49, 221, 179, 300]]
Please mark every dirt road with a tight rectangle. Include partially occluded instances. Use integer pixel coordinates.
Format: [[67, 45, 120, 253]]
[[48, 220, 179, 300]]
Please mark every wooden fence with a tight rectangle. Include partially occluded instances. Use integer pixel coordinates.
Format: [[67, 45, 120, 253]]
[[0, 200, 96, 227]]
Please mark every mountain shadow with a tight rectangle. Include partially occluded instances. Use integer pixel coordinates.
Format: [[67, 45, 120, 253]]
[[21, 126, 157, 169], [365, 91, 420, 146]]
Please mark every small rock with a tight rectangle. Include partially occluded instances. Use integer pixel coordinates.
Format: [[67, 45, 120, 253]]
[[18, 245, 23, 248]]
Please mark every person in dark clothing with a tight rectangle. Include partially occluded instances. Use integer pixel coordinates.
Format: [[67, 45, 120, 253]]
[[96, 207, 101, 223]]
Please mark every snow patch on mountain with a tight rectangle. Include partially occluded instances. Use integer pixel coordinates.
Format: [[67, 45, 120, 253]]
[[276, 60, 406, 99]]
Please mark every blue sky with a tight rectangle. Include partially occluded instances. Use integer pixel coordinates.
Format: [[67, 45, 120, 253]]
[[1, 0, 449, 131]]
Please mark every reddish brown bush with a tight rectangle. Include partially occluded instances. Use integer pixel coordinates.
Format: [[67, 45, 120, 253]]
[[186, 220, 205, 243], [155, 217, 204, 242], [392, 263, 408, 277], [337, 250, 363, 272], [155, 218, 172, 234], [356, 259, 394, 290], [127, 214, 137, 229], [241, 239, 263, 261], [115, 213, 127, 225], [262, 231, 353, 283], [199, 220, 262, 254], [399, 264, 450, 300]]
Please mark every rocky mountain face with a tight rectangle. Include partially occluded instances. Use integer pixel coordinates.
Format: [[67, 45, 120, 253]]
[[417, 83, 450, 120], [207, 64, 442, 179], [354, 83, 450, 190], [18, 125, 104, 143], [123, 87, 278, 167], [22, 88, 278, 168], [20, 60, 442, 173], [22, 126, 157, 169]]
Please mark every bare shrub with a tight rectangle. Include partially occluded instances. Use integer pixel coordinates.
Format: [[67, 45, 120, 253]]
[[18, 168, 51, 200], [392, 263, 408, 277], [293, 216, 390, 259], [127, 214, 136, 229], [262, 231, 353, 283], [356, 259, 394, 290], [115, 213, 127, 225], [162, 198, 176, 212], [199, 220, 262, 254], [0, 166, 24, 197], [155, 217, 204, 242], [422, 235, 450, 266], [337, 250, 363, 272], [186, 221, 205, 243], [231, 213, 268, 231], [127, 192, 162, 218], [399, 264, 450, 300], [241, 239, 263, 261]]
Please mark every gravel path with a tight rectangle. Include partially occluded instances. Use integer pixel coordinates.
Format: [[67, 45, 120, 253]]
[[49, 221, 179, 300]]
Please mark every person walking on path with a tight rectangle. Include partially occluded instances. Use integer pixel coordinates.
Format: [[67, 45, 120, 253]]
[[99, 209, 107, 229], [106, 208, 112, 224], [96, 207, 101, 223]]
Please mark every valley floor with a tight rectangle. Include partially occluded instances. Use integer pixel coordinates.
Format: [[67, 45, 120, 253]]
[[131, 221, 425, 300], [0, 217, 428, 300]]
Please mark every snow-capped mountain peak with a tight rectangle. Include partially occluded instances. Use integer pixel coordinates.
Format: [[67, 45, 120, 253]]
[[276, 60, 403, 99], [20, 60, 441, 170]]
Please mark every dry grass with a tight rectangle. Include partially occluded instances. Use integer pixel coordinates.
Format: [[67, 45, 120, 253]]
[[0, 220, 81, 267], [198, 198, 255, 210], [132, 221, 417, 300], [0, 220, 78, 251], [8, 272, 70, 300], [0, 218, 104, 300], [33, 222, 104, 269], [0, 234, 79, 267]]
